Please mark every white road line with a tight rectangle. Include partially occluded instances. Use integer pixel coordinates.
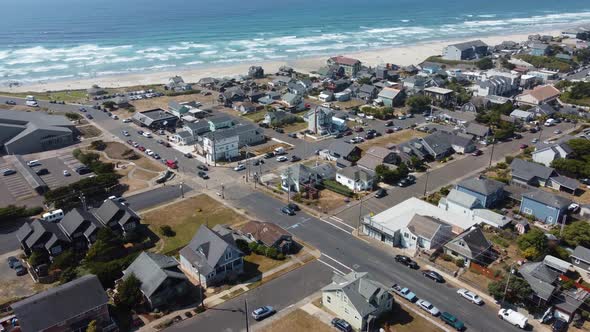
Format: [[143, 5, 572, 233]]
[[321, 253, 354, 272], [329, 216, 355, 230], [319, 218, 353, 234], [330, 215, 343, 222], [317, 259, 345, 275]]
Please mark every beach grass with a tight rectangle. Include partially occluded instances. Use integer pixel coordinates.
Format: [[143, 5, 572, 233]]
[[0, 90, 88, 102], [425, 55, 477, 66]]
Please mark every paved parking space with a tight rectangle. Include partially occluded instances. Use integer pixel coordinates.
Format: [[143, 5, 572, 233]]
[[0, 161, 36, 202], [22, 155, 94, 190]]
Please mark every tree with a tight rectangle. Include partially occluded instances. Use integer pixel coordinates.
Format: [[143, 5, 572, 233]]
[[357, 77, 372, 85], [551, 158, 588, 178], [102, 101, 116, 109], [60, 267, 78, 284], [560, 221, 590, 248], [476, 58, 494, 70], [235, 239, 251, 255], [51, 249, 77, 270], [516, 228, 547, 260], [567, 138, 590, 157], [159, 225, 175, 237], [407, 155, 425, 171], [86, 320, 100, 332], [114, 274, 143, 310], [29, 250, 49, 267], [576, 48, 590, 64], [405, 95, 432, 112], [90, 140, 106, 151], [86, 228, 125, 263], [488, 275, 532, 305]]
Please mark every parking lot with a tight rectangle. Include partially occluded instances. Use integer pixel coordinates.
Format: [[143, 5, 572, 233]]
[[0, 158, 38, 205], [27, 155, 94, 190]]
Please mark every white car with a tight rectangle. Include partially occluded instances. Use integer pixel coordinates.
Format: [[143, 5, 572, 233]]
[[122, 130, 130, 136], [27, 160, 41, 167], [122, 118, 131, 123], [569, 203, 580, 212], [457, 288, 483, 305], [366, 115, 375, 120], [498, 308, 528, 329], [142, 132, 152, 138], [276, 156, 288, 162], [145, 149, 154, 156], [554, 129, 562, 134], [63, 170, 71, 177], [234, 164, 246, 171], [417, 299, 440, 316], [531, 138, 539, 144]]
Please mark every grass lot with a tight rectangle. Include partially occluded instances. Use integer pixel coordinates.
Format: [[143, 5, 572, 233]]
[[358, 129, 428, 151], [0, 90, 88, 103], [129, 93, 215, 111], [282, 121, 307, 133], [259, 309, 333, 332], [243, 253, 287, 274], [103, 142, 164, 172], [243, 110, 266, 123], [77, 125, 103, 138], [335, 99, 365, 109], [377, 303, 444, 332], [425, 55, 477, 66], [141, 194, 243, 254]]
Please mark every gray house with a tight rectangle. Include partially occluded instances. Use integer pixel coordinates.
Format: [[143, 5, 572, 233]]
[[571, 246, 590, 274], [180, 225, 244, 287], [510, 158, 556, 187], [122, 252, 189, 309], [444, 227, 494, 267], [455, 176, 505, 208], [443, 40, 489, 61]]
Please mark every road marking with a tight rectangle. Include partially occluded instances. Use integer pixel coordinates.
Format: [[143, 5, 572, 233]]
[[317, 259, 345, 275], [321, 253, 354, 272], [329, 216, 355, 230], [330, 215, 343, 222], [319, 217, 353, 234]]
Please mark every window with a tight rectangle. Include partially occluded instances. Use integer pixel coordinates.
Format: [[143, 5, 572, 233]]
[[547, 216, 554, 223], [326, 296, 331, 303], [523, 207, 533, 215], [344, 308, 349, 314], [225, 251, 232, 260]]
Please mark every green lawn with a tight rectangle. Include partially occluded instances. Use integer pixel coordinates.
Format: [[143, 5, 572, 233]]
[[141, 194, 244, 254], [282, 121, 307, 133], [0, 90, 88, 103], [243, 111, 266, 123]]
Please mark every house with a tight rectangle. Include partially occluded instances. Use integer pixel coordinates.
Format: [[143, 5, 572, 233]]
[[247, 90, 266, 103], [241, 220, 293, 254], [464, 122, 491, 140], [319, 90, 334, 102], [456, 176, 505, 208], [532, 142, 572, 167], [443, 227, 494, 267], [281, 93, 304, 111], [423, 87, 454, 105], [233, 101, 257, 114], [520, 190, 571, 225], [122, 252, 189, 309], [16, 219, 69, 258], [198, 77, 218, 88], [357, 146, 400, 172], [552, 174, 581, 196], [93, 199, 140, 236], [281, 163, 336, 193], [400, 215, 454, 250], [132, 109, 179, 130], [263, 110, 297, 126], [321, 272, 393, 331], [179, 225, 244, 287], [170, 130, 195, 145], [208, 115, 234, 131], [572, 246, 590, 274], [510, 158, 556, 187], [248, 66, 264, 78], [184, 121, 211, 138], [326, 141, 361, 161], [202, 132, 239, 163], [529, 42, 550, 56], [357, 84, 379, 101], [421, 131, 475, 158], [327, 56, 362, 77], [166, 75, 191, 91], [519, 255, 570, 306], [376, 87, 403, 107], [0, 110, 75, 155], [442, 40, 488, 60], [509, 109, 534, 122], [474, 76, 514, 97], [402, 76, 428, 94], [168, 101, 193, 118], [269, 76, 294, 88], [11, 275, 115, 332], [305, 106, 334, 134], [336, 166, 375, 192], [516, 85, 561, 106], [221, 87, 246, 106], [438, 189, 483, 215], [532, 104, 557, 118], [87, 85, 107, 97], [58, 208, 102, 250]]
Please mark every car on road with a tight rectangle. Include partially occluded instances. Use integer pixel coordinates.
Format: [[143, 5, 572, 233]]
[[152, 153, 161, 160], [27, 160, 41, 167], [145, 149, 154, 156], [142, 132, 152, 138], [375, 188, 387, 198], [132, 141, 139, 147], [519, 144, 528, 149], [457, 288, 483, 305], [440, 312, 465, 331], [398, 115, 406, 120], [197, 165, 208, 171], [385, 128, 394, 134], [197, 171, 209, 179], [264, 152, 275, 159], [86, 114, 93, 119], [385, 120, 393, 127], [138, 146, 146, 152], [234, 164, 246, 171], [472, 149, 483, 156], [15, 264, 27, 276], [287, 203, 300, 211], [290, 155, 301, 162], [422, 270, 445, 283], [184, 153, 193, 158], [417, 299, 440, 316], [397, 178, 412, 187], [251, 306, 275, 321], [554, 129, 562, 134], [532, 138, 539, 144], [7, 256, 18, 269], [79, 107, 86, 112], [498, 308, 528, 329], [394, 255, 419, 269], [253, 159, 264, 166], [274, 128, 284, 134], [331, 318, 352, 332], [122, 130, 130, 136], [123, 118, 131, 123], [5, 100, 16, 105], [63, 170, 71, 177], [276, 156, 288, 162], [2, 169, 16, 176], [36, 168, 49, 176], [281, 206, 295, 216]]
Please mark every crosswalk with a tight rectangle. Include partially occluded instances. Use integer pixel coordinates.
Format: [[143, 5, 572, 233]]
[[0, 162, 35, 200]]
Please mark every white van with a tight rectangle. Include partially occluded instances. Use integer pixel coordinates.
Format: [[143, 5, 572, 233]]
[[42, 209, 64, 222], [25, 95, 36, 101], [25, 100, 39, 107], [274, 147, 286, 155], [498, 309, 528, 329], [544, 119, 556, 127]]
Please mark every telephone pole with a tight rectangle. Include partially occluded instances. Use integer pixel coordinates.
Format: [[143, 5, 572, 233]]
[[488, 142, 495, 168], [423, 171, 430, 197], [244, 299, 250, 332]]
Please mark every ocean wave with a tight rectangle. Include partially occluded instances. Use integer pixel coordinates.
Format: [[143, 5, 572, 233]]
[[185, 61, 204, 65], [30, 64, 69, 73]]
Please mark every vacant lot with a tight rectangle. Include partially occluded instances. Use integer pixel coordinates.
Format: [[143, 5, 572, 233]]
[[243, 110, 266, 123], [243, 253, 287, 274], [141, 194, 243, 254], [377, 303, 444, 332], [103, 142, 164, 172], [259, 309, 333, 332], [77, 125, 102, 138], [358, 129, 427, 151], [1, 90, 88, 103], [130, 93, 216, 112], [282, 121, 307, 133]]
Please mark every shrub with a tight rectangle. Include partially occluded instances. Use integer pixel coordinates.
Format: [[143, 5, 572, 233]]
[[505, 156, 514, 164], [0, 205, 43, 222], [235, 239, 251, 255], [51, 249, 77, 270], [277, 253, 286, 260], [29, 250, 49, 267], [265, 247, 278, 259], [442, 254, 453, 262], [455, 258, 465, 267], [322, 180, 354, 197], [562, 279, 575, 290], [90, 140, 106, 151], [60, 267, 78, 284], [496, 162, 508, 169], [65, 112, 82, 121], [248, 241, 259, 252], [493, 269, 502, 278], [160, 225, 176, 237]]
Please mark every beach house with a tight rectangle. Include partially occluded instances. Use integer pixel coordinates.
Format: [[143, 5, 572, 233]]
[[442, 40, 488, 61], [327, 56, 362, 77]]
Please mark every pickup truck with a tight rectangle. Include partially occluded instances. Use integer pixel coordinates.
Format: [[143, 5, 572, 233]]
[[391, 284, 417, 302]]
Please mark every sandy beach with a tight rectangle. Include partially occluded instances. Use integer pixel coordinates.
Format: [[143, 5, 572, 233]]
[[1, 30, 560, 93]]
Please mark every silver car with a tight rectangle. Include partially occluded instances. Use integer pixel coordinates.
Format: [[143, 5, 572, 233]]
[[457, 288, 483, 305], [417, 299, 440, 316], [251, 306, 275, 321]]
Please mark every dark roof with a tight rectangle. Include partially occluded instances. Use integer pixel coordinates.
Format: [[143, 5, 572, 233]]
[[241, 221, 291, 247], [329, 141, 358, 158], [180, 225, 243, 275], [123, 252, 187, 298], [572, 246, 590, 263], [449, 40, 488, 51], [519, 261, 559, 301], [93, 199, 139, 227], [510, 158, 555, 182], [329, 56, 361, 66], [465, 122, 490, 137], [522, 190, 571, 209], [59, 208, 99, 237], [421, 132, 452, 156], [16, 222, 33, 243], [444, 227, 492, 260], [457, 177, 505, 195], [11, 275, 108, 332], [25, 220, 69, 250], [551, 175, 580, 191]]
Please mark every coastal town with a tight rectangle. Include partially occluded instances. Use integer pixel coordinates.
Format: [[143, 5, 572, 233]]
[[1, 24, 590, 332]]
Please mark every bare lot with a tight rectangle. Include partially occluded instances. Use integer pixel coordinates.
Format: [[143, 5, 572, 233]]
[[358, 129, 428, 151], [259, 309, 333, 332]]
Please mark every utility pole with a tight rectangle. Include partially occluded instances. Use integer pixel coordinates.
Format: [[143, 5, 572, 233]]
[[221, 185, 225, 199], [488, 142, 495, 168], [244, 299, 250, 332], [180, 181, 184, 198], [502, 264, 515, 306], [285, 167, 293, 204], [357, 198, 364, 233], [79, 192, 87, 211], [560, 214, 567, 237], [423, 171, 430, 197]]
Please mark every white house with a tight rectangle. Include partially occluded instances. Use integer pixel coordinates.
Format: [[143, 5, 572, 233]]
[[336, 166, 374, 192], [399, 215, 454, 250], [439, 189, 512, 228], [510, 109, 534, 122], [322, 272, 393, 331], [202, 133, 239, 163], [532, 143, 573, 167]]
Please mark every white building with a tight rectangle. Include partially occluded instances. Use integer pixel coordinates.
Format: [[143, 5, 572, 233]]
[[532, 142, 572, 167], [336, 166, 374, 192], [203, 133, 239, 163], [438, 189, 512, 228]]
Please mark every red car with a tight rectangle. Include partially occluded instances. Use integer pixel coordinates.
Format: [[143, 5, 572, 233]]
[[165, 160, 178, 169], [519, 144, 529, 149], [138, 146, 146, 152], [385, 128, 394, 134], [126, 139, 133, 145]]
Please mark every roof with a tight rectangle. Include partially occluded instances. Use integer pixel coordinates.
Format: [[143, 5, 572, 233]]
[[473, 209, 512, 228], [357, 155, 385, 171], [421, 132, 452, 156], [406, 215, 449, 240], [59, 208, 100, 237], [180, 225, 243, 275], [16, 222, 33, 243], [359, 84, 377, 94], [522, 190, 571, 209], [24, 220, 69, 250], [321, 272, 388, 318], [573, 246, 590, 263], [241, 221, 291, 248], [444, 227, 492, 261], [424, 87, 453, 95], [465, 122, 490, 137], [510, 109, 533, 118], [123, 252, 187, 298], [11, 275, 108, 332], [377, 87, 401, 100], [527, 85, 560, 102], [533, 104, 557, 116], [551, 175, 580, 190], [519, 261, 559, 301], [446, 189, 481, 208], [329, 56, 361, 66], [510, 158, 554, 181], [93, 199, 139, 227], [457, 176, 505, 196], [338, 166, 374, 182], [448, 40, 488, 51], [543, 255, 572, 273], [329, 141, 358, 158]]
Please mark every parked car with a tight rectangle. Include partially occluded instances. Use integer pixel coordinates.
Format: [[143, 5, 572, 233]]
[[281, 206, 295, 216], [2, 169, 16, 176], [552, 318, 567, 332], [417, 299, 440, 316], [63, 170, 71, 177], [440, 312, 465, 331], [331, 318, 352, 332], [457, 288, 483, 305], [472, 149, 483, 156], [197, 171, 209, 179], [5, 100, 16, 105], [234, 164, 246, 171], [251, 306, 275, 321], [264, 152, 275, 159], [36, 168, 49, 176], [569, 203, 580, 213], [498, 308, 528, 329], [287, 203, 300, 211], [274, 128, 284, 134], [15, 264, 27, 276], [27, 160, 41, 167], [276, 156, 288, 162], [375, 188, 387, 198], [290, 155, 301, 162], [184, 153, 193, 158], [152, 153, 161, 160], [75, 166, 91, 175], [391, 283, 418, 302], [123, 118, 131, 123], [86, 114, 93, 119], [422, 270, 445, 283], [397, 178, 411, 187], [7, 256, 18, 269], [122, 130, 130, 136], [395, 255, 419, 269], [519, 144, 528, 149], [197, 165, 208, 171], [142, 132, 152, 138]]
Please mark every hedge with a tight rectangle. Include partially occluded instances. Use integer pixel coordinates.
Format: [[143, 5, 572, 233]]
[[322, 180, 354, 197], [0, 205, 43, 222]]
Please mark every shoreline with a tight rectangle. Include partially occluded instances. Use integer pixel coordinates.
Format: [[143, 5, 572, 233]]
[[0, 29, 562, 93]]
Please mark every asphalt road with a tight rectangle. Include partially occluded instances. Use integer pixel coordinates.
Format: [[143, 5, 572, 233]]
[[124, 184, 193, 212]]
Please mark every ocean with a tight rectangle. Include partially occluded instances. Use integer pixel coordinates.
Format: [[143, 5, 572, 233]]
[[1, 0, 589, 85]]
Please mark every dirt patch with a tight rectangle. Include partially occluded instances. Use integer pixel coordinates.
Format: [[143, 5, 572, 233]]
[[133, 168, 158, 181], [282, 121, 307, 133], [77, 125, 103, 138], [130, 93, 216, 112], [377, 303, 444, 332], [358, 129, 427, 151], [120, 176, 149, 193], [258, 309, 333, 332], [296, 189, 349, 213], [252, 142, 291, 155], [104, 142, 164, 172]]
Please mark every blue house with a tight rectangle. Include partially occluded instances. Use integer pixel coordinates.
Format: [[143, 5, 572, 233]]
[[529, 43, 549, 56], [456, 176, 505, 208], [520, 190, 571, 225]]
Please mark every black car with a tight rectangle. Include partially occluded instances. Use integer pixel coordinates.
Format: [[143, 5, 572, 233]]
[[397, 178, 411, 187], [137, 130, 144, 135], [375, 188, 387, 198], [423, 270, 445, 283], [75, 166, 91, 175], [334, 133, 343, 139], [395, 255, 419, 269], [274, 128, 285, 134], [15, 265, 27, 276], [331, 318, 352, 332], [36, 168, 49, 176], [290, 155, 301, 162], [253, 159, 264, 166], [406, 175, 416, 183], [7, 256, 18, 269], [5, 100, 16, 105], [86, 114, 93, 119], [197, 171, 209, 179], [385, 120, 393, 127], [281, 206, 295, 216], [184, 153, 193, 158], [2, 169, 16, 176], [264, 152, 275, 159], [197, 165, 208, 171], [552, 319, 568, 332], [580, 178, 590, 185], [287, 203, 300, 211]]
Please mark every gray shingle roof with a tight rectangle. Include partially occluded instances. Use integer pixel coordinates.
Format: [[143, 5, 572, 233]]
[[321, 272, 388, 318], [444, 227, 492, 261], [93, 199, 139, 227], [446, 189, 481, 208], [522, 190, 571, 209], [338, 166, 374, 182], [573, 246, 590, 263], [180, 225, 243, 275], [24, 220, 68, 249], [11, 275, 108, 332], [58, 208, 99, 237], [407, 215, 448, 240], [329, 141, 358, 158], [510, 158, 555, 182], [123, 252, 187, 298], [518, 261, 559, 301], [449, 40, 488, 51], [551, 175, 580, 191], [465, 122, 490, 137], [457, 177, 505, 196]]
